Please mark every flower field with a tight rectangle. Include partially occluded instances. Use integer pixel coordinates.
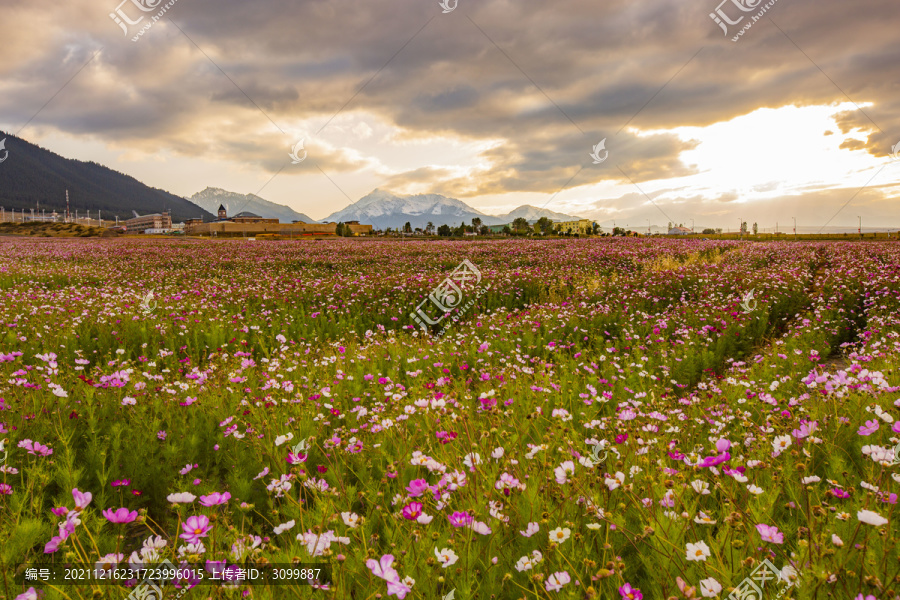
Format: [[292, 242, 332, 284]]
[[0, 237, 899, 600]]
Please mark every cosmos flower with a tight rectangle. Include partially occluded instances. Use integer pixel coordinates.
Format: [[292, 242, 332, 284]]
[[619, 583, 643, 600], [548, 527, 571, 544], [433, 547, 458, 568], [102, 508, 138, 524], [167, 492, 196, 503], [699, 577, 722, 597], [686, 541, 711, 561], [857, 510, 888, 526], [545, 571, 571, 592], [199, 492, 231, 506], [756, 523, 784, 544], [180, 515, 212, 544]]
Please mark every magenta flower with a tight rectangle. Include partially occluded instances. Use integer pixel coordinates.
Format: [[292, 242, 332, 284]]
[[199, 491, 231, 506], [831, 488, 850, 499], [756, 523, 784, 544], [405, 479, 428, 498], [619, 583, 643, 600], [102, 507, 138, 524], [715, 438, 731, 452], [0, 483, 12, 495], [447, 511, 474, 528], [110, 479, 131, 488], [858, 420, 879, 436], [401, 502, 423, 521], [72, 488, 93, 511], [50, 506, 69, 517], [180, 515, 212, 543]]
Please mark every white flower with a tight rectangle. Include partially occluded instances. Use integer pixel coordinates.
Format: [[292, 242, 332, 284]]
[[121, 397, 137, 406], [857, 509, 889, 526], [694, 512, 717, 525], [416, 513, 433, 525], [801, 475, 820, 484], [341, 512, 360, 528], [586, 523, 602, 530], [463, 453, 482, 469], [434, 547, 459, 568], [747, 484, 764, 495], [699, 577, 722, 597], [491, 447, 505, 459], [772, 435, 792, 456], [166, 492, 196, 503], [275, 433, 294, 447], [554, 461, 575, 484], [520, 522, 539, 537], [548, 527, 571, 544], [691, 480, 711, 495], [831, 534, 843, 547], [274, 520, 295, 535], [686, 540, 711, 562], [605, 471, 625, 491]]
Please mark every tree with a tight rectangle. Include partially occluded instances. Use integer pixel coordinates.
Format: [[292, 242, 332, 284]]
[[426, 221, 434, 235], [535, 217, 553, 235], [479, 225, 490, 235], [667, 222, 672, 230], [752, 222, 758, 235], [592, 222, 601, 235], [740, 221, 748, 234], [502, 225, 511, 235], [471, 217, 482, 232], [404, 221, 412, 234], [437, 224, 452, 236], [702, 228, 716, 234], [335, 222, 345, 236], [512, 217, 529, 233]]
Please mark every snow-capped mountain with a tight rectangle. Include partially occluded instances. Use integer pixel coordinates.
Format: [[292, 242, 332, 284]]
[[187, 187, 316, 223], [323, 189, 583, 229]]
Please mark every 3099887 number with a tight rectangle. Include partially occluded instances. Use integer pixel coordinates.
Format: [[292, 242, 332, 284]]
[[271, 568, 320, 580]]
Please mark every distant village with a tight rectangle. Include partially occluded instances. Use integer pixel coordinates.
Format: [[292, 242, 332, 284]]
[[0, 204, 719, 238]]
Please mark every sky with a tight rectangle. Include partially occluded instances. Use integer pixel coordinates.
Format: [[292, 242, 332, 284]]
[[1, 0, 899, 229]]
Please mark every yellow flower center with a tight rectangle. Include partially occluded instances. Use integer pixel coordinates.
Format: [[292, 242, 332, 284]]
[[194, 528, 203, 534]]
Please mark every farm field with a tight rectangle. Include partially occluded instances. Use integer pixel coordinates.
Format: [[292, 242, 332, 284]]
[[0, 237, 898, 600]]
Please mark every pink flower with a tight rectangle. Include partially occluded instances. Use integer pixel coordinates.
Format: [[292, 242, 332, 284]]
[[102, 507, 138, 524], [715, 438, 731, 452], [366, 554, 410, 599], [0, 483, 11, 495], [545, 571, 571, 592], [756, 523, 784, 544], [405, 479, 428, 497], [14, 587, 42, 600], [619, 583, 643, 600], [72, 488, 93, 510], [858, 420, 879, 436], [180, 515, 212, 543], [447, 511, 474, 528], [199, 492, 231, 506], [401, 502, 423, 521], [50, 506, 69, 517]]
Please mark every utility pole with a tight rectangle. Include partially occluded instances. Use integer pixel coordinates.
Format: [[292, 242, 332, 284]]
[[691, 218, 694, 234], [858, 216, 862, 238], [739, 218, 742, 240], [793, 217, 796, 239], [66, 190, 70, 223], [647, 219, 650, 236]]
